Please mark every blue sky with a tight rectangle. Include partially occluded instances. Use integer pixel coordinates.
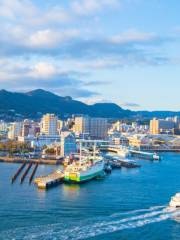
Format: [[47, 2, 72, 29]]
[[0, 0, 180, 111]]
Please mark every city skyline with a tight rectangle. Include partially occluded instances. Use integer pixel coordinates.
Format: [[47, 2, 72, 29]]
[[0, 0, 180, 111]]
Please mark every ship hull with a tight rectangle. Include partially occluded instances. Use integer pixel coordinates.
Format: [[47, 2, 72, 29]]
[[64, 161, 104, 183], [64, 170, 104, 183]]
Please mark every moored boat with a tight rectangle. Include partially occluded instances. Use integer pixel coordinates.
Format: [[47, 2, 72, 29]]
[[64, 140, 105, 183], [64, 156, 104, 183]]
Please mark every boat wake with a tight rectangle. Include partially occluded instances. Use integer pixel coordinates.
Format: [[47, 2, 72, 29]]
[[1, 205, 179, 240]]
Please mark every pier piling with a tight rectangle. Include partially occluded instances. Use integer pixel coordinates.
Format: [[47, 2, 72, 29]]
[[11, 162, 26, 183], [29, 163, 38, 184], [20, 162, 33, 184]]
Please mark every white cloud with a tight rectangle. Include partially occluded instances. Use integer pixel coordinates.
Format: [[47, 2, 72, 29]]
[[0, 0, 37, 20], [29, 62, 57, 78], [28, 29, 79, 48], [111, 29, 156, 44], [0, 0, 70, 26], [71, 0, 119, 16]]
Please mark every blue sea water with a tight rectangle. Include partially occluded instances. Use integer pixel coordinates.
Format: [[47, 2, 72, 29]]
[[0, 153, 180, 240]]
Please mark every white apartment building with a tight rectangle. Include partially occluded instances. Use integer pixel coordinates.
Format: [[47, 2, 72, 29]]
[[40, 114, 58, 136], [8, 122, 22, 140]]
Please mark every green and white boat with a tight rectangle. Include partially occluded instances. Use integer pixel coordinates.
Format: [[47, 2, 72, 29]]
[[64, 156, 104, 183], [64, 140, 104, 183]]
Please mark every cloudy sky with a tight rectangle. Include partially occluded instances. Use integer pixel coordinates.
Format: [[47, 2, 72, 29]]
[[0, 0, 180, 110]]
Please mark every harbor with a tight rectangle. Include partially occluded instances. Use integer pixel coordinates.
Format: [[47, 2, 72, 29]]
[[7, 140, 162, 189], [0, 152, 179, 240]]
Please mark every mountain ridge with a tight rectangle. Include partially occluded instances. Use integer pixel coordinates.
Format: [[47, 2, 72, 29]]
[[0, 89, 179, 120]]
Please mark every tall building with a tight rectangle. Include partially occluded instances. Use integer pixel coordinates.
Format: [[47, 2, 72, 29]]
[[73, 116, 108, 139], [40, 114, 58, 136], [57, 120, 64, 133], [22, 120, 40, 137], [73, 116, 90, 135], [0, 120, 8, 132], [150, 118, 176, 134], [8, 122, 22, 140], [89, 117, 108, 139]]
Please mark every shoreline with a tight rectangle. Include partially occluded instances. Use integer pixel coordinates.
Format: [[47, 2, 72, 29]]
[[0, 157, 61, 165]]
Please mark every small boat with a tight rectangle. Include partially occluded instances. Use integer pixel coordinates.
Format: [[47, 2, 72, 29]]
[[165, 193, 180, 222], [104, 164, 112, 173], [153, 153, 160, 160], [168, 193, 180, 209], [117, 148, 130, 158]]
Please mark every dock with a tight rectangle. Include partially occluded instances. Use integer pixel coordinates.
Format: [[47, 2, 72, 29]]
[[11, 162, 26, 183], [20, 162, 33, 183], [34, 170, 64, 189], [129, 150, 160, 160], [0, 157, 62, 165], [29, 163, 39, 184]]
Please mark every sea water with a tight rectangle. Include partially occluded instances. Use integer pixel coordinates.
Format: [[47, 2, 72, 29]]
[[0, 152, 179, 240]]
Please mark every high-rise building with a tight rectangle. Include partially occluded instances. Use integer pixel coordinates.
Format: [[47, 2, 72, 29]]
[[73, 116, 108, 139], [73, 116, 90, 135], [150, 118, 176, 134], [40, 114, 58, 136], [57, 120, 64, 133], [22, 120, 40, 137], [8, 122, 22, 140], [0, 120, 8, 132], [89, 117, 108, 139]]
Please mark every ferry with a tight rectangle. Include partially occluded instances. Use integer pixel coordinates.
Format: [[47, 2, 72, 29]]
[[64, 140, 105, 183]]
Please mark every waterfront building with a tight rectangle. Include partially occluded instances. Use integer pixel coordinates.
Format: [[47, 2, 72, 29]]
[[60, 131, 77, 157], [150, 117, 178, 135], [40, 114, 58, 136], [22, 135, 61, 148], [73, 116, 108, 139], [0, 120, 8, 133]]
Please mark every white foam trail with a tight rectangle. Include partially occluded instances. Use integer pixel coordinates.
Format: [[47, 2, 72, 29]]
[[1, 208, 179, 240], [71, 210, 180, 240], [111, 205, 165, 217], [97, 209, 165, 228]]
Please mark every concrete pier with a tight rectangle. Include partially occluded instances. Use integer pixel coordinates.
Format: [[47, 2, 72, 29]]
[[34, 170, 64, 189]]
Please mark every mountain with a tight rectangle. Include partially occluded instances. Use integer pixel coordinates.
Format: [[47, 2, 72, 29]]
[[0, 89, 179, 120], [0, 89, 130, 119]]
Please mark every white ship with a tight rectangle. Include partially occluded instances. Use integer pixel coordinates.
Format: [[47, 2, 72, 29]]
[[64, 140, 105, 183], [169, 193, 180, 209], [166, 193, 180, 222], [117, 147, 130, 158]]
